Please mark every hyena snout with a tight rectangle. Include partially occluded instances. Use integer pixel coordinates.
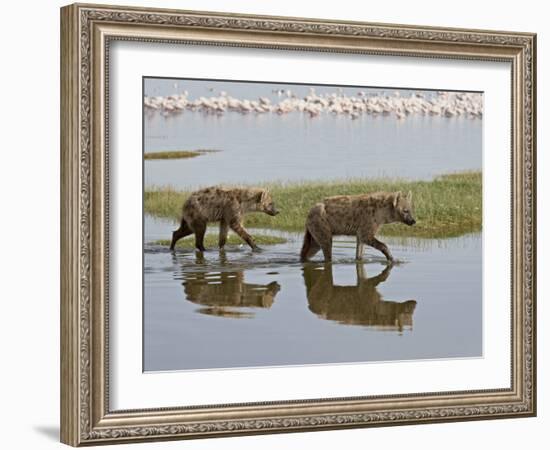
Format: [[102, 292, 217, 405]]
[[401, 211, 416, 226], [264, 205, 279, 216]]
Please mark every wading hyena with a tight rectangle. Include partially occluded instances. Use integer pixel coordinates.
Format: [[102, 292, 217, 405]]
[[300, 191, 416, 262], [169, 186, 279, 251]]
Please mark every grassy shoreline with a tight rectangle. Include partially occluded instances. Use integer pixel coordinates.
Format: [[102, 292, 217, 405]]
[[145, 172, 481, 239]]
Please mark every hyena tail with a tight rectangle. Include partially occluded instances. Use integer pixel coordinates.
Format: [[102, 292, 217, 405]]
[[170, 217, 193, 250], [300, 228, 320, 262]]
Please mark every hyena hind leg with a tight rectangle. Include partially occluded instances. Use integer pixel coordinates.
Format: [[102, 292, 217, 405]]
[[309, 226, 332, 262], [192, 221, 207, 252], [300, 229, 321, 262], [320, 239, 333, 262], [170, 219, 193, 250], [305, 203, 333, 262], [219, 219, 229, 248]]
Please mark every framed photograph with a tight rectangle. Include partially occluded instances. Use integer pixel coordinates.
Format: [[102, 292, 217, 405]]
[[60, 3, 536, 446]]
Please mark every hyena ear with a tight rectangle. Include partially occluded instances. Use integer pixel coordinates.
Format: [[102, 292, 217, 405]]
[[255, 189, 266, 203], [407, 190, 413, 201], [393, 192, 401, 208]]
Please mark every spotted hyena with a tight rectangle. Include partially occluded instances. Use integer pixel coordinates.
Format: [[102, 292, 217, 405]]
[[300, 191, 416, 262], [169, 186, 279, 251]]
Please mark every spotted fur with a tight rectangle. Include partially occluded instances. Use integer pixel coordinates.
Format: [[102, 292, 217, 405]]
[[170, 186, 279, 251], [300, 191, 416, 262]]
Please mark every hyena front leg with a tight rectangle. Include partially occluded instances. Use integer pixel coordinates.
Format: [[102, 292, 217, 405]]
[[230, 220, 259, 251], [356, 229, 372, 261], [367, 237, 394, 263], [355, 236, 365, 261], [218, 219, 229, 248]]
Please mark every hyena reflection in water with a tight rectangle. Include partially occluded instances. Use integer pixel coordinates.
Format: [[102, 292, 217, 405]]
[[303, 263, 417, 331], [181, 270, 281, 319]]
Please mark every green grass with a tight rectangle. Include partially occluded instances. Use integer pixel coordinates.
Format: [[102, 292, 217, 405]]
[[144, 149, 219, 160], [144, 171, 482, 239], [153, 234, 287, 249]]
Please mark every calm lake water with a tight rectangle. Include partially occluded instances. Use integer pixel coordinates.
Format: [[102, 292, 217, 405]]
[[143, 216, 482, 371], [144, 79, 482, 188], [143, 78, 483, 372]]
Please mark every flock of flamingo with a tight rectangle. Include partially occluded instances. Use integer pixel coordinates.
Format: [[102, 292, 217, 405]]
[[144, 89, 483, 120]]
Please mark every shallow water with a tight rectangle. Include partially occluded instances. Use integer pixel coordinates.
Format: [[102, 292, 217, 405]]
[[143, 216, 482, 371], [144, 79, 482, 189]]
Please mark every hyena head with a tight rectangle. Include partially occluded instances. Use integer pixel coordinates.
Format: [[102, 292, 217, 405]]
[[392, 191, 416, 226], [254, 189, 279, 216]]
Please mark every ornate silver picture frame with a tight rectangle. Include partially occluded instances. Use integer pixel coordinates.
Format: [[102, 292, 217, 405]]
[[60, 3, 536, 446]]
